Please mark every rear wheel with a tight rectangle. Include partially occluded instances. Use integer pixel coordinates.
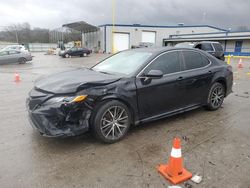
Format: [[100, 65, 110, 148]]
[[83, 53, 87, 57], [91, 100, 131, 143], [18, 57, 27, 64], [206, 82, 225, 111]]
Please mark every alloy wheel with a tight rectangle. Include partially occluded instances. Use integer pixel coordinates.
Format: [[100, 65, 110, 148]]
[[19, 58, 26, 64], [210, 85, 224, 109], [100, 106, 129, 140]]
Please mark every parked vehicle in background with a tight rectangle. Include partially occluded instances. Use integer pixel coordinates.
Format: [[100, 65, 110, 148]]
[[27, 47, 233, 143], [1, 45, 29, 52], [0, 50, 32, 64], [175, 42, 225, 61], [59, 47, 92, 58], [193, 41, 225, 61], [131, 42, 154, 49], [175, 42, 194, 48]]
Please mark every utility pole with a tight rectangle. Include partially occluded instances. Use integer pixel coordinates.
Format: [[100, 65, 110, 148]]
[[112, 0, 116, 53], [14, 25, 19, 44]]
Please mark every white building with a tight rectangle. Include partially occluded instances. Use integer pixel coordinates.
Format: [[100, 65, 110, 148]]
[[84, 23, 226, 53], [64, 21, 250, 56]]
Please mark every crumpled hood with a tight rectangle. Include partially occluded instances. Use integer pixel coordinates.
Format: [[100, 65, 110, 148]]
[[35, 68, 121, 94]]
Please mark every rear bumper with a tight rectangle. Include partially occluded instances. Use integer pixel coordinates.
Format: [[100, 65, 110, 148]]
[[225, 72, 233, 97]]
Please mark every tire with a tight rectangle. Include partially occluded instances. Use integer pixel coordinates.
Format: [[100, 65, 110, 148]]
[[65, 54, 69, 58], [206, 82, 225, 111], [91, 100, 131, 143], [18, 57, 27, 64], [83, 53, 87, 57]]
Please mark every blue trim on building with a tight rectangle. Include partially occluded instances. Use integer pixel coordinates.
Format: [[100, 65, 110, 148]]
[[170, 31, 226, 37], [98, 24, 227, 31], [164, 35, 250, 41], [170, 30, 250, 38], [224, 52, 250, 56]]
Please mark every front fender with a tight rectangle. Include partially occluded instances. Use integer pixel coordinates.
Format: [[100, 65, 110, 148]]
[[84, 78, 139, 124]]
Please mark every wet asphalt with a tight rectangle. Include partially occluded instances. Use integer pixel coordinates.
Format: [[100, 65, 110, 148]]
[[0, 53, 250, 188]]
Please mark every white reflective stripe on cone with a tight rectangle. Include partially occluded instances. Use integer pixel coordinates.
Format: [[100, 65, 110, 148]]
[[171, 148, 182, 158]]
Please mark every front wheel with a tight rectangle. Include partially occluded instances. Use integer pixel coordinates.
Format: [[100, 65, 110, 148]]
[[206, 82, 225, 111], [91, 100, 131, 143], [18, 58, 27, 64]]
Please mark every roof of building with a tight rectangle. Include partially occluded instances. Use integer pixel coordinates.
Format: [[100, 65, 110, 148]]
[[62, 21, 99, 33], [98, 23, 227, 31]]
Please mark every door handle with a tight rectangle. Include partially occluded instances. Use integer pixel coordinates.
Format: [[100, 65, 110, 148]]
[[177, 76, 184, 81], [208, 71, 213, 74]]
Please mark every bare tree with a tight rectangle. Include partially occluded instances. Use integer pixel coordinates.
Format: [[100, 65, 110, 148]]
[[0, 22, 80, 43], [236, 25, 249, 31]]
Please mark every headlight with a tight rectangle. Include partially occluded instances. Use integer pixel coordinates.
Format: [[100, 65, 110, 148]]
[[44, 95, 87, 105]]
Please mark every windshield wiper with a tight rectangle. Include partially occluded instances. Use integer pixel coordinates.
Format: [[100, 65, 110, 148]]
[[98, 71, 112, 75]]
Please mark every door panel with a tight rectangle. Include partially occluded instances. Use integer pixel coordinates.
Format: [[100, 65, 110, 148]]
[[8, 51, 20, 63], [136, 74, 185, 119], [0, 51, 10, 64], [179, 70, 213, 105], [181, 50, 213, 105], [136, 51, 185, 119]]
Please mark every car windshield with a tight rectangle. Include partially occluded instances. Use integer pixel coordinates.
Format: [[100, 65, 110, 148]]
[[92, 51, 152, 75]]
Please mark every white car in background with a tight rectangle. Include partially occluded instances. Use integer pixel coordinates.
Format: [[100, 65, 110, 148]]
[[0, 50, 32, 64], [1, 45, 29, 52]]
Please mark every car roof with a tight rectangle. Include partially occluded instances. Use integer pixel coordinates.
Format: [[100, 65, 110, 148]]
[[6, 45, 23, 47], [130, 46, 203, 55], [196, 41, 220, 44]]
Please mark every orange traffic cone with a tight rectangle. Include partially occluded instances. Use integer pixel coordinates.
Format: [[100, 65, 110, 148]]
[[157, 138, 192, 184], [14, 73, 20, 82], [238, 59, 243, 68]]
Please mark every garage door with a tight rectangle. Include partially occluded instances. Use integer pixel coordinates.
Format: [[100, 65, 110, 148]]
[[113, 33, 129, 52], [142, 31, 156, 44]]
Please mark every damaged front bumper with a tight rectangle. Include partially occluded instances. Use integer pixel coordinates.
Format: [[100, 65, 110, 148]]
[[27, 96, 92, 137]]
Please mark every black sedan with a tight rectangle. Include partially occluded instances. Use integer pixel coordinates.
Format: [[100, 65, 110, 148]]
[[60, 47, 91, 58], [27, 47, 233, 143]]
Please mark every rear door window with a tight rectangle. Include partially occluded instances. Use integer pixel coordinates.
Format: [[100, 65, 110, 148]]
[[200, 43, 214, 51], [213, 43, 223, 51], [201, 54, 210, 66], [9, 50, 20, 54], [144, 51, 181, 75], [182, 51, 204, 70], [71, 47, 77, 51]]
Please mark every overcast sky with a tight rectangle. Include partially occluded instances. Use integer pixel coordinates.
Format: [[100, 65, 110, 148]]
[[0, 0, 249, 30]]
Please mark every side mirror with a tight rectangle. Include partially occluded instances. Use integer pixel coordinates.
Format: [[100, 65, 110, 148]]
[[144, 70, 163, 79]]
